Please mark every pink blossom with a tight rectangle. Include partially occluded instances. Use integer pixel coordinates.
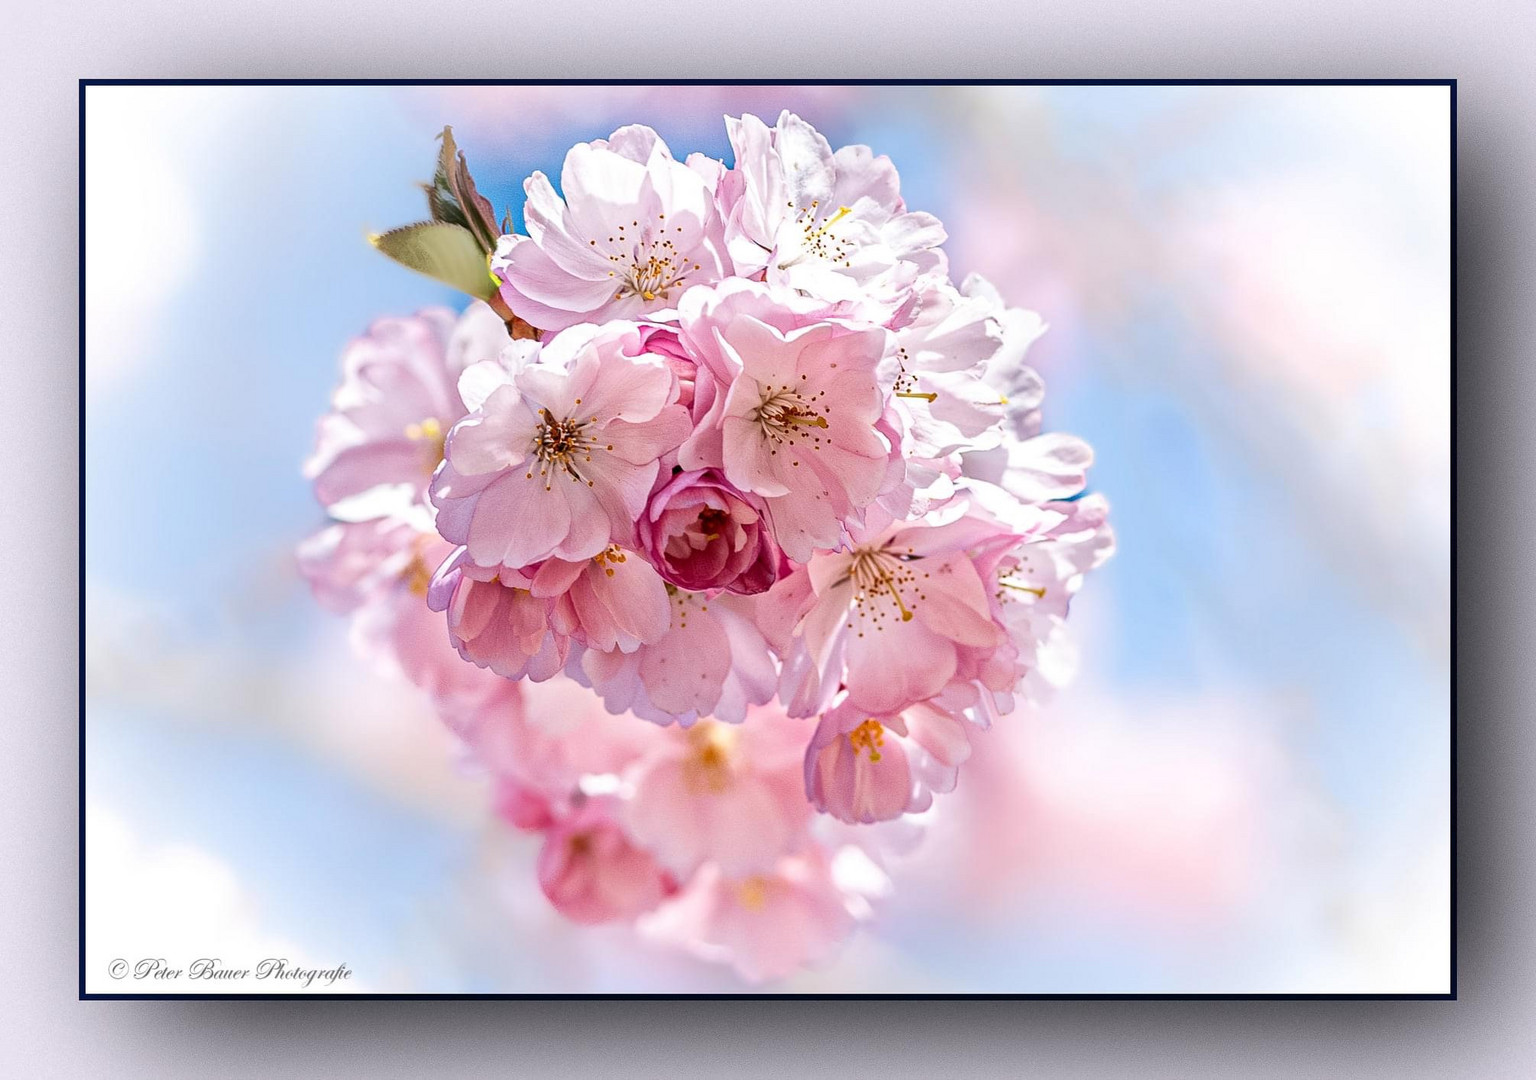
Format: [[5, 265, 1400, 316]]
[[306, 304, 509, 518], [424, 547, 566, 682], [492, 125, 729, 333], [963, 431, 1097, 506], [767, 499, 1013, 718], [623, 711, 811, 878], [640, 850, 856, 983], [975, 492, 1116, 706], [298, 514, 502, 701], [536, 796, 675, 925], [674, 280, 896, 561], [439, 675, 668, 806], [533, 545, 671, 653], [296, 514, 427, 615], [962, 273, 1049, 440], [804, 699, 972, 824], [884, 278, 1013, 461], [720, 111, 945, 316], [431, 321, 691, 571], [576, 591, 778, 726], [637, 469, 784, 595]]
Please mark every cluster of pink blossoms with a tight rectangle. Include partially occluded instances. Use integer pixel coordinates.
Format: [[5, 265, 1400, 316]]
[[299, 113, 1112, 982]]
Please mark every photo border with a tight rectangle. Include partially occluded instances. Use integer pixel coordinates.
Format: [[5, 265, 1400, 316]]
[[78, 77, 1457, 1002]]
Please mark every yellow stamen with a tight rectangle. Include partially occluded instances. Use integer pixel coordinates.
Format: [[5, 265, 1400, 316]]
[[592, 545, 628, 577], [682, 722, 738, 794], [737, 876, 770, 912], [820, 205, 853, 231], [849, 719, 886, 762]]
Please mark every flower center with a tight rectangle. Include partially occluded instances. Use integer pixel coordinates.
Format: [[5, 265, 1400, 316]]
[[780, 200, 855, 270], [995, 555, 1047, 602], [753, 385, 829, 453], [848, 719, 886, 762], [737, 876, 772, 912], [683, 721, 737, 794], [592, 214, 701, 303], [694, 506, 728, 542], [591, 544, 628, 577], [400, 533, 437, 596], [891, 351, 939, 403], [847, 545, 923, 625], [996, 578, 1047, 600], [529, 408, 608, 490], [404, 417, 446, 472]]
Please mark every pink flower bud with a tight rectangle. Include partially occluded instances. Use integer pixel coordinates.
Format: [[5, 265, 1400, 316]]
[[638, 470, 786, 596]]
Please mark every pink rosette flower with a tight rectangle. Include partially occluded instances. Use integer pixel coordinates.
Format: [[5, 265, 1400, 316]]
[[431, 321, 691, 571], [305, 303, 510, 518], [637, 469, 784, 595], [804, 698, 972, 824], [492, 125, 729, 333], [764, 499, 1014, 719], [575, 590, 778, 726], [719, 111, 945, 317], [536, 796, 675, 925], [640, 850, 857, 983], [622, 711, 811, 878], [674, 280, 896, 562]]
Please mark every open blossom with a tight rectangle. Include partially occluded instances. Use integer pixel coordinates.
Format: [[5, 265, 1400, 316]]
[[493, 125, 729, 333], [425, 548, 565, 682], [431, 321, 691, 571], [305, 303, 510, 518], [766, 499, 1012, 719], [534, 545, 671, 652], [976, 491, 1116, 705], [427, 542, 671, 680], [640, 850, 858, 983], [884, 278, 1014, 463], [720, 111, 945, 315], [804, 698, 972, 824], [536, 796, 675, 924], [444, 675, 670, 821], [623, 712, 811, 878], [297, 512, 505, 702], [576, 590, 778, 726], [637, 469, 784, 595], [675, 281, 896, 561], [963, 273, 1049, 439]]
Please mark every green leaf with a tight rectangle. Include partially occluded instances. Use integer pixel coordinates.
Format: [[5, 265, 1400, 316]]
[[369, 221, 497, 300], [424, 125, 500, 256]]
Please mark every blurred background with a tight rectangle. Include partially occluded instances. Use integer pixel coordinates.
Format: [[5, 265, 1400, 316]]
[[83, 83, 1450, 993]]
